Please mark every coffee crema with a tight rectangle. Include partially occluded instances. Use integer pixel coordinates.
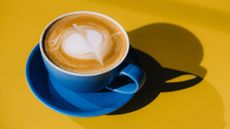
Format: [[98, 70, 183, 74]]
[[44, 13, 128, 74]]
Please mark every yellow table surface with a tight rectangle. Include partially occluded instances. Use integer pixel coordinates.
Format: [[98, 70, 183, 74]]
[[1, 0, 230, 129]]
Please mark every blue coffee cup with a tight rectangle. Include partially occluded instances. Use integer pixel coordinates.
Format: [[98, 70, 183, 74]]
[[39, 11, 146, 96]]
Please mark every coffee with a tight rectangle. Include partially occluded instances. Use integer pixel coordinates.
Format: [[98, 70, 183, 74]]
[[43, 13, 128, 74]]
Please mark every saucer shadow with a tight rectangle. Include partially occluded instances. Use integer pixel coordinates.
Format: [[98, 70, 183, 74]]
[[109, 23, 207, 115], [71, 80, 225, 129]]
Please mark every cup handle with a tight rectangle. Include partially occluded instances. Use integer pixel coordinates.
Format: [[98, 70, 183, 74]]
[[106, 64, 146, 94]]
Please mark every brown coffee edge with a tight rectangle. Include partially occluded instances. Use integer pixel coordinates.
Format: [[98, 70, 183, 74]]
[[44, 13, 128, 74]]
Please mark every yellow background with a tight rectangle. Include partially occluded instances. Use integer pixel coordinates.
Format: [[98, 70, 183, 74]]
[[1, 0, 230, 129]]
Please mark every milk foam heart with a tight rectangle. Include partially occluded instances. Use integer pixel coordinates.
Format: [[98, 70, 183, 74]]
[[61, 24, 111, 65]]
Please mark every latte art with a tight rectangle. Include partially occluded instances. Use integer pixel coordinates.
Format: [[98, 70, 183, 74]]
[[51, 24, 112, 65], [44, 13, 128, 74]]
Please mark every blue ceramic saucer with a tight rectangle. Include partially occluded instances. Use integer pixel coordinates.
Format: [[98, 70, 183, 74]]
[[26, 44, 134, 117]]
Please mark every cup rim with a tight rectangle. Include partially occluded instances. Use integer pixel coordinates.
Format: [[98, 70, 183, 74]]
[[39, 11, 130, 77]]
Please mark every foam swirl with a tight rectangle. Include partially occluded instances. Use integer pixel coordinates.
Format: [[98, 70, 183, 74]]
[[49, 24, 112, 65]]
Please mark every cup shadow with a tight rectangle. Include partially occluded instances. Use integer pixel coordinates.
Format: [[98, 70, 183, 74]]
[[109, 23, 207, 115], [71, 23, 225, 129]]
